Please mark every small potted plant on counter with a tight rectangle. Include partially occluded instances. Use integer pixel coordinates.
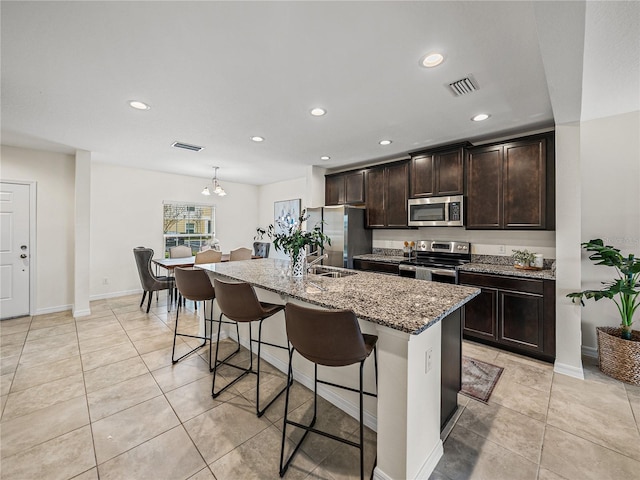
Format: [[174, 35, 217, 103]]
[[512, 249, 536, 269], [265, 209, 331, 277], [567, 238, 640, 385]]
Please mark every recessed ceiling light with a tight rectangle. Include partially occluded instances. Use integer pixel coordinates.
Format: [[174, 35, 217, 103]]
[[472, 113, 490, 122], [310, 107, 326, 116], [251, 136, 265, 142], [379, 140, 392, 146], [129, 100, 150, 110], [320, 156, 330, 161], [420, 52, 444, 68]]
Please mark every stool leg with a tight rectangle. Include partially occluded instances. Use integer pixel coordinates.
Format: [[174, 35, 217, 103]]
[[172, 299, 208, 364], [279, 348, 295, 477], [255, 319, 289, 418], [360, 361, 365, 480]]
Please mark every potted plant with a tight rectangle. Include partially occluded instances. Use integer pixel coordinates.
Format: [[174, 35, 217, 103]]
[[253, 227, 270, 258], [512, 249, 536, 268], [567, 238, 640, 385], [265, 209, 331, 277]]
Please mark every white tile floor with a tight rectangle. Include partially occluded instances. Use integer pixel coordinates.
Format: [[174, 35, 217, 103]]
[[1, 292, 639, 480]]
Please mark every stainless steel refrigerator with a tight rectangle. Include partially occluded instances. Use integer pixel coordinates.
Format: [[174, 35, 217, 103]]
[[306, 205, 372, 268]]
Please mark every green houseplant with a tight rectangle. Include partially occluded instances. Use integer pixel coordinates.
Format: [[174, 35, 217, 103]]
[[512, 249, 536, 268], [264, 209, 331, 276], [567, 239, 640, 340]]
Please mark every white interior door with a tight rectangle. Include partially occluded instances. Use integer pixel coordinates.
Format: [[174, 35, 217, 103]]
[[0, 182, 31, 319]]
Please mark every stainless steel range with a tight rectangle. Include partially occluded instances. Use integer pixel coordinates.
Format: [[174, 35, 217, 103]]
[[398, 240, 471, 283]]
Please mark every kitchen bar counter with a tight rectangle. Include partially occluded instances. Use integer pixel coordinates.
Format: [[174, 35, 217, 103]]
[[197, 258, 479, 479], [197, 258, 478, 335]]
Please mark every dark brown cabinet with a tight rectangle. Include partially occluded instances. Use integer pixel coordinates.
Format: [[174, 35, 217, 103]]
[[325, 170, 365, 206], [353, 259, 400, 275], [410, 147, 464, 198], [459, 271, 555, 362], [365, 162, 410, 228], [466, 134, 554, 230]]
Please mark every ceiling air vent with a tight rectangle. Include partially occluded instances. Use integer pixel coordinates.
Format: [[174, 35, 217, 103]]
[[447, 76, 479, 96], [171, 141, 204, 152]]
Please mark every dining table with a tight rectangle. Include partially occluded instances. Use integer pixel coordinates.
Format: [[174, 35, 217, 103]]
[[152, 254, 261, 274]]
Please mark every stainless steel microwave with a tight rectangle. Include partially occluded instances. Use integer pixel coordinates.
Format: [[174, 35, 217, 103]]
[[407, 195, 464, 227]]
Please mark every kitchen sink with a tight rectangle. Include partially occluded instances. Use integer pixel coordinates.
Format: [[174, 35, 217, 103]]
[[307, 266, 358, 278]]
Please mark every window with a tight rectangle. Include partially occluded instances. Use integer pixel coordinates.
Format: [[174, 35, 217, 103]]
[[163, 202, 215, 257]]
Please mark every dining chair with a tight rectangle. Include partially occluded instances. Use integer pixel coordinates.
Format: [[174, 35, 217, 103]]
[[169, 245, 193, 258], [229, 247, 252, 261], [195, 249, 222, 264], [133, 247, 175, 313]]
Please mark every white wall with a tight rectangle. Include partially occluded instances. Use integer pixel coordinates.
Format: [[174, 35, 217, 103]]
[[579, 111, 640, 349], [1, 145, 75, 312], [90, 162, 259, 298], [256, 177, 308, 260]]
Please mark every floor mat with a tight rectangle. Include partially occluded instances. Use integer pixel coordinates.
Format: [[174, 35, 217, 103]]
[[460, 356, 504, 403]]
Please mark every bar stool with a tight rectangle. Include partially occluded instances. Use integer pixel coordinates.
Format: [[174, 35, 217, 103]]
[[211, 278, 291, 417], [172, 267, 216, 367], [279, 303, 378, 480]]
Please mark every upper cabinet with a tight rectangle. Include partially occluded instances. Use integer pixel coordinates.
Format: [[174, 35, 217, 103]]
[[365, 161, 410, 228], [325, 170, 365, 206], [466, 134, 555, 230], [410, 147, 464, 198]]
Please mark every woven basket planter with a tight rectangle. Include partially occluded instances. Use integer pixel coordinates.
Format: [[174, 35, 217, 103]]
[[596, 326, 640, 386]]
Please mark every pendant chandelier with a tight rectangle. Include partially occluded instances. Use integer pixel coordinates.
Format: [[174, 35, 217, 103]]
[[201, 166, 227, 197]]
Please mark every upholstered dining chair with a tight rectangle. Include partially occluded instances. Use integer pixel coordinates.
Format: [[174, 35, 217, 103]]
[[169, 245, 193, 258], [133, 247, 175, 313], [195, 249, 222, 264], [229, 247, 252, 261], [253, 242, 270, 258]]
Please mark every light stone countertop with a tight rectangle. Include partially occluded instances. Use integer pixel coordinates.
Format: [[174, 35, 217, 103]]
[[197, 258, 480, 335], [457, 263, 556, 280], [352, 253, 407, 264]]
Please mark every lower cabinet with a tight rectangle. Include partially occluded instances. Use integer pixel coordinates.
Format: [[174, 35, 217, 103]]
[[458, 271, 555, 362], [353, 259, 400, 275]]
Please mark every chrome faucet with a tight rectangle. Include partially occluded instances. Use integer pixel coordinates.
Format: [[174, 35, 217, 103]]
[[306, 253, 328, 268]]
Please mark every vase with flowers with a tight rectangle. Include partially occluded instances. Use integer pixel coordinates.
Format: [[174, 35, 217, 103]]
[[264, 209, 331, 277]]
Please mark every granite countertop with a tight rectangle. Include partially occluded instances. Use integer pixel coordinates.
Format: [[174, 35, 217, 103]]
[[458, 263, 555, 280], [197, 258, 479, 335], [352, 253, 406, 264]]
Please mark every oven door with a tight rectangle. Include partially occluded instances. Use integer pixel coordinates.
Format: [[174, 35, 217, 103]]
[[399, 264, 457, 283]]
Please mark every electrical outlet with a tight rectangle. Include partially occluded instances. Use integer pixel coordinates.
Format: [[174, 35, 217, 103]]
[[102, 277, 109, 285], [498, 245, 506, 254], [425, 347, 433, 373]]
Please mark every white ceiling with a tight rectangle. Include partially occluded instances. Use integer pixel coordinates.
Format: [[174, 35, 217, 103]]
[[2, 1, 638, 186]]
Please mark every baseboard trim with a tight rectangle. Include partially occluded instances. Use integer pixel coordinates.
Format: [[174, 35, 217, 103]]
[[413, 439, 444, 479], [582, 345, 598, 359], [89, 289, 141, 301], [233, 333, 378, 432], [35, 304, 73, 316], [554, 361, 585, 380], [72, 308, 91, 318]]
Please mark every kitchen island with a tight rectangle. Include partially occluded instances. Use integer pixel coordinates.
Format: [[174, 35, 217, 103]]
[[197, 258, 479, 480]]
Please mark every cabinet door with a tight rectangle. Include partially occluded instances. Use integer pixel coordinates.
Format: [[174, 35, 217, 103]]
[[365, 168, 385, 227], [385, 162, 410, 227], [499, 291, 544, 352], [466, 145, 503, 228], [325, 175, 345, 206], [435, 149, 464, 196], [345, 171, 365, 204], [410, 154, 435, 197], [503, 138, 546, 228], [462, 288, 497, 340]]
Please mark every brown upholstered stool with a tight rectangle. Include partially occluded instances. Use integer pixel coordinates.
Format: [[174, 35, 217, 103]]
[[172, 267, 216, 367], [279, 303, 378, 480], [211, 278, 290, 417]]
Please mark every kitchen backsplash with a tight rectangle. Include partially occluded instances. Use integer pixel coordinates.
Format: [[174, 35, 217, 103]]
[[371, 228, 556, 262]]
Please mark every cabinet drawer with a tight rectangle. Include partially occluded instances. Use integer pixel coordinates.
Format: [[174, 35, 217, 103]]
[[458, 272, 543, 295], [353, 259, 399, 275]]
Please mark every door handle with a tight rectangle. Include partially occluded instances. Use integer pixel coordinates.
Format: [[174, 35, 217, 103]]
[[20, 254, 27, 259]]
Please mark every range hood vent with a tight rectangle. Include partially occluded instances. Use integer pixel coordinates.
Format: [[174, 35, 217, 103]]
[[171, 141, 204, 152], [447, 76, 479, 96]]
